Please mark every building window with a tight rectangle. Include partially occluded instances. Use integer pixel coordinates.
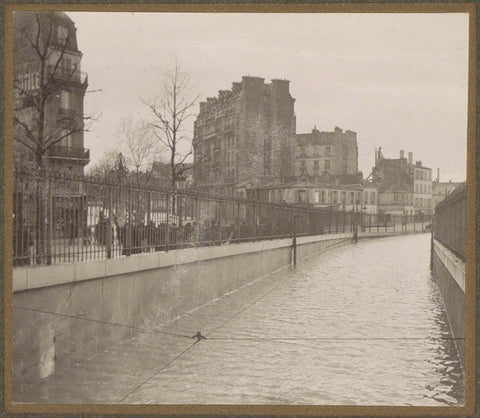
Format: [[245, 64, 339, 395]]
[[325, 146, 331, 156], [60, 129, 72, 147], [325, 160, 330, 170], [313, 160, 319, 171], [298, 190, 307, 203], [57, 25, 68, 43], [60, 90, 72, 109], [300, 160, 307, 175]]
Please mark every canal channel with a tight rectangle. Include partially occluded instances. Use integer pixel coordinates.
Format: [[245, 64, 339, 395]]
[[15, 233, 464, 406]]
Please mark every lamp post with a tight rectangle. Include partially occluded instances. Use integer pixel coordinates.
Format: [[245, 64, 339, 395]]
[[361, 204, 367, 232], [353, 199, 359, 243]]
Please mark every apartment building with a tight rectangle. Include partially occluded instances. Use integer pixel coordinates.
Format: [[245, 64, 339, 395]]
[[193, 76, 296, 195]]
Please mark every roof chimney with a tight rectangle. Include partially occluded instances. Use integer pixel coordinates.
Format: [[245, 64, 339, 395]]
[[408, 152, 413, 164], [437, 168, 440, 182], [400, 150, 405, 159]]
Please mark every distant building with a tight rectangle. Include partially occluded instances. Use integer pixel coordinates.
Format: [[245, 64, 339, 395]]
[[239, 182, 378, 214], [193, 76, 296, 195], [13, 11, 90, 176], [295, 126, 358, 179], [432, 170, 464, 211], [151, 161, 194, 190], [372, 149, 432, 215]]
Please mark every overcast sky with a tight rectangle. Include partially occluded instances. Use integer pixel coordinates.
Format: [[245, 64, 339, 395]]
[[68, 12, 469, 181]]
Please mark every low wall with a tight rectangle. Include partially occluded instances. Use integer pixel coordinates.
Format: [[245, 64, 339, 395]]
[[431, 239, 465, 367], [13, 232, 363, 387]]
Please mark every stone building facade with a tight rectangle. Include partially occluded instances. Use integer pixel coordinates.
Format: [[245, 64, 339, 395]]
[[372, 149, 432, 215], [193, 76, 296, 195], [13, 11, 89, 177], [432, 179, 464, 211], [295, 126, 358, 179], [244, 182, 377, 214]]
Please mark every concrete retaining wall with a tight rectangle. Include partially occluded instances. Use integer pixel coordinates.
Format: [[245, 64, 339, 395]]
[[13, 233, 359, 386], [431, 239, 465, 367]]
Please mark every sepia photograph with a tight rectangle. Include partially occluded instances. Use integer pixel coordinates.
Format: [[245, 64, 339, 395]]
[[4, 3, 474, 414]]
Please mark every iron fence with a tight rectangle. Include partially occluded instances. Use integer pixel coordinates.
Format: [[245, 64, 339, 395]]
[[13, 172, 432, 266], [433, 183, 466, 261]]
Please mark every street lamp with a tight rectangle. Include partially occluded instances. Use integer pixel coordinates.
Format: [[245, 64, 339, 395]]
[[361, 204, 367, 232], [353, 199, 360, 242]]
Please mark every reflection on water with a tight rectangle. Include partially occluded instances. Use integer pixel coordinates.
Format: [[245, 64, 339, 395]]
[[15, 234, 464, 405]]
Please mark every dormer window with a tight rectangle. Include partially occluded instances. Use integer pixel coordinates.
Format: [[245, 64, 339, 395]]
[[57, 25, 68, 43]]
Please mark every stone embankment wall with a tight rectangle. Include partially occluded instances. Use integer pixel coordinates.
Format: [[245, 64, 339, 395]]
[[431, 239, 465, 367], [431, 183, 466, 368], [12, 231, 399, 386]]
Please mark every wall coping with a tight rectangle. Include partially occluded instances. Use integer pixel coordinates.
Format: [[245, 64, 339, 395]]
[[433, 239, 465, 293], [13, 233, 356, 292]]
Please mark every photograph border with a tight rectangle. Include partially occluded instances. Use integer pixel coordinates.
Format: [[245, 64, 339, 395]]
[[2, 1, 477, 416]]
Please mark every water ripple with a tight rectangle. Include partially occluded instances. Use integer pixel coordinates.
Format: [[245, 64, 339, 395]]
[[15, 234, 464, 406]]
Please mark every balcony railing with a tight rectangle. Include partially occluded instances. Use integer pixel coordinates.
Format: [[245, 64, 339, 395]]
[[14, 63, 88, 87], [49, 145, 90, 162], [47, 65, 88, 84]]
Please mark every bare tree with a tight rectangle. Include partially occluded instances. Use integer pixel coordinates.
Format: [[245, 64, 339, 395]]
[[119, 117, 160, 188], [143, 60, 200, 191], [13, 12, 94, 264], [86, 149, 119, 182], [13, 12, 93, 174]]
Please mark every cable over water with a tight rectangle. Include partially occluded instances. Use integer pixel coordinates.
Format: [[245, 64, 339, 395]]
[[14, 234, 464, 406]]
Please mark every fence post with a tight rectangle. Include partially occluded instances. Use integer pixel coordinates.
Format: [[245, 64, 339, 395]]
[[292, 214, 297, 267], [46, 175, 53, 265], [270, 205, 273, 237], [106, 187, 112, 259], [195, 196, 199, 246], [430, 214, 435, 269], [237, 201, 241, 242], [166, 192, 170, 251], [253, 204, 257, 240]]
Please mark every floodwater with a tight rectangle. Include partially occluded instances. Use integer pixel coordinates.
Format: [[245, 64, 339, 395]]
[[15, 233, 464, 406]]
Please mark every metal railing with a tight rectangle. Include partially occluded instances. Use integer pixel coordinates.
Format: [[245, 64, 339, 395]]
[[47, 65, 88, 84], [49, 145, 90, 161], [12, 172, 432, 267], [433, 183, 466, 261]]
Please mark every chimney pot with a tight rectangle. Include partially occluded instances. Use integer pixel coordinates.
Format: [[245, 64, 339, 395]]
[[408, 152, 413, 164]]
